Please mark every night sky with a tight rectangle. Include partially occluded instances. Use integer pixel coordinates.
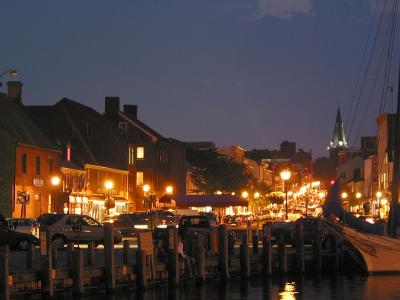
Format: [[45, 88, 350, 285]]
[[2, 1, 391, 157]]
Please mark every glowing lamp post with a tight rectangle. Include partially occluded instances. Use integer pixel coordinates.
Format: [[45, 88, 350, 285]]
[[166, 185, 173, 194], [253, 192, 260, 215], [376, 191, 382, 218], [241, 191, 249, 198], [143, 184, 151, 211], [105, 180, 114, 216], [50, 176, 60, 214], [280, 170, 291, 220]]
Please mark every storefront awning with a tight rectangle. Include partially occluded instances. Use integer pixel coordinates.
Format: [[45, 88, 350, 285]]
[[158, 194, 248, 208]]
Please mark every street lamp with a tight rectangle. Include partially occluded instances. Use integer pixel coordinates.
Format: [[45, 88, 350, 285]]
[[341, 192, 348, 199], [241, 191, 249, 198], [376, 191, 382, 218], [51, 176, 60, 214], [280, 170, 291, 220], [166, 185, 173, 194], [143, 184, 151, 211], [105, 180, 114, 216]]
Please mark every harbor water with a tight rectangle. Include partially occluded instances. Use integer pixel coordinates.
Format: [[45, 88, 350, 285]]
[[43, 274, 400, 300]]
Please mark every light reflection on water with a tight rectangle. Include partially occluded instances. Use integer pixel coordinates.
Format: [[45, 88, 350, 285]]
[[279, 282, 299, 300], [31, 275, 400, 300]]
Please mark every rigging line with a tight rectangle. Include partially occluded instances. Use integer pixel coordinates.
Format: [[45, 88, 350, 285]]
[[378, 0, 399, 115], [351, 0, 395, 145], [352, 8, 397, 146], [347, 0, 390, 142], [346, 0, 380, 129], [375, 0, 399, 179]]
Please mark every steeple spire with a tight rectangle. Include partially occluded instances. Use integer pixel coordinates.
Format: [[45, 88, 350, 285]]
[[328, 107, 348, 150]]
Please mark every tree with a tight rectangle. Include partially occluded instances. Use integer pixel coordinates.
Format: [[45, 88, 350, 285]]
[[187, 148, 250, 194], [245, 148, 276, 163]]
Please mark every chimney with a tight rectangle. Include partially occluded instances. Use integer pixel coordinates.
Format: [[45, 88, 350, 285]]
[[7, 81, 23, 103], [124, 105, 138, 119], [104, 96, 120, 117]]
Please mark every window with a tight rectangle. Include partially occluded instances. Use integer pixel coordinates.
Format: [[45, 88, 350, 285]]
[[128, 147, 135, 165], [35, 156, 41, 175], [119, 122, 128, 131], [49, 158, 54, 173], [82, 122, 93, 137], [21, 153, 27, 174], [82, 216, 99, 226], [158, 150, 168, 163], [137, 146, 144, 159], [136, 171, 144, 186]]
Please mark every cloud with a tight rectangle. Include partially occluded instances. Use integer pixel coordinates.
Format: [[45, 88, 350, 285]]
[[255, 0, 313, 18]]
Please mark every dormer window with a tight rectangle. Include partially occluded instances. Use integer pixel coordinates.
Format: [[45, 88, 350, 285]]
[[119, 122, 128, 131]]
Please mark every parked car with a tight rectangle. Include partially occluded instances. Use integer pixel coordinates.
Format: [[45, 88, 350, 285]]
[[7, 218, 39, 237], [0, 224, 39, 250], [178, 215, 219, 237], [102, 213, 149, 237], [270, 221, 294, 244], [145, 210, 177, 229], [37, 213, 122, 248]]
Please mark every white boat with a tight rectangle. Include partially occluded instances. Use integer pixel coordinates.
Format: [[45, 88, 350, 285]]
[[326, 220, 400, 274]]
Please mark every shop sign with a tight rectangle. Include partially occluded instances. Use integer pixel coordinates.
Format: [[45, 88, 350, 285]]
[[33, 178, 44, 187], [16, 191, 30, 204]]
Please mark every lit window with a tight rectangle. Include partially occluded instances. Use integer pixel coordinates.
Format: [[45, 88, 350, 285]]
[[137, 146, 144, 159], [136, 171, 144, 186], [128, 147, 135, 165]]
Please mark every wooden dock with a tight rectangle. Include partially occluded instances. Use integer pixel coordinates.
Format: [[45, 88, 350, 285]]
[[0, 221, 351, 299]]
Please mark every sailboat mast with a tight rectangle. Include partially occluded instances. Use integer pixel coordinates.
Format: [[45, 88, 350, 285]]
[[389, 62, 400, 236]]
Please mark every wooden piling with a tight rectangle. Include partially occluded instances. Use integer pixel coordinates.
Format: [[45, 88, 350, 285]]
[[40, 229, 53, 298], [72, 250, 84, 295], [337, 235, 344, 271], [295, 222, 305, 273], [252, 226, 259, 254], [240, 231, 250, 278], [262, 223, 272, 276], [123, 240, 130, 265], [277, 236, 287, 274], [0, 246, 10, 300], [104, 223, 115, 293], [168, 227, 179, 286], [26, 243, 34, 270], [87, 242, 95, 266], [218, 224, 230, 281], [312, 219, 322, 272], [136, 249, 146, 290], [67, 242, 74, 266], [247, 221, 252, 243], [195, 234, 206, 283], [52, 244, 58, 268]]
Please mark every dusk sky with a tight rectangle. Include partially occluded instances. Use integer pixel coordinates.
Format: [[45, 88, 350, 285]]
[[2, 1, 393, 157]]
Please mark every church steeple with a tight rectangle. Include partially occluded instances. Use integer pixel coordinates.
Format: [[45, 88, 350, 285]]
[[328, 107, 348, 150]]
